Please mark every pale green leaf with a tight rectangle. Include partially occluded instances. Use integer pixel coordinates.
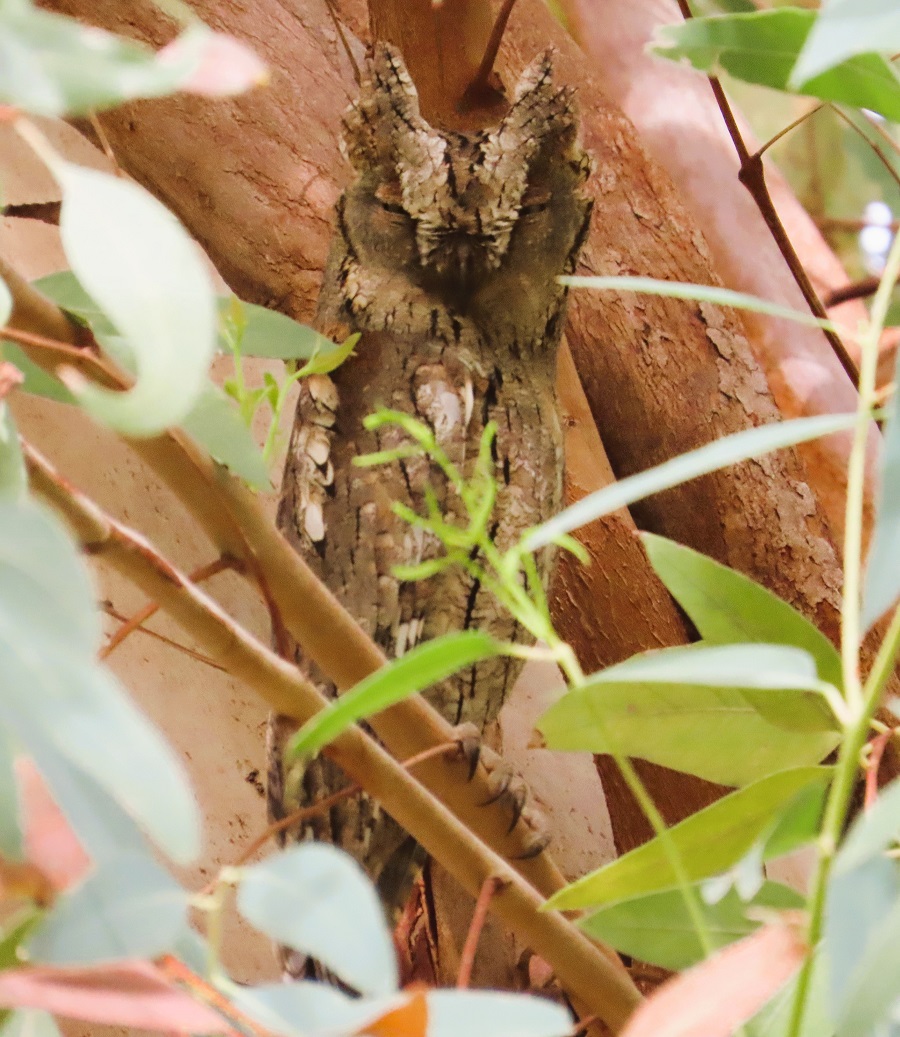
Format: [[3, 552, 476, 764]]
[[0, 406, 26, 503], [836, 775, 900, 874], [0, 729, 23, 860], [0, 4, 206, 117], [181, 385, 271, 490], [27, 852, 187, 964], [581, 881, 804, 971], [547, 767, 831, 910], [0, 1011, 61, 1037], [218, 297, 324, 360], [237, 844, 397, 996], [288, 631, 503, 760], [864, 389, 900, 627], [537, 646, 838, 786], [559, 276, 838, 333], [0, 276, 10, 325], [425, 991, 572, 1037], [792, 0, 900, 86], [295, 333, 359, 376], [0, 501, 199, 863], [642, 534, 844, 689], [526, 414, 859, 551], [0, 344, 75, 406], [23, 138, 216, 435], [651, 10, 900, 121], [221, 979, 381, 1037]]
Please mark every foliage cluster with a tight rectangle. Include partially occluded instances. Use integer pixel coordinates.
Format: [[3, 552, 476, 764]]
[[1, 2, 900, 1037]]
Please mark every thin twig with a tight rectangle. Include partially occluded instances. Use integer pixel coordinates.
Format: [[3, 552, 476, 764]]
[[864, 729, 893, 809], [823, 277, 883, 308], [672, 0, 859, 387], [457, 875, 507, 988], [21, 436, 641, 1030], [228, 740, 464, 874], [88, 111, 122, 175], [100, 600, 228, 672], [466, 0, 517, 103], [100, 556, 238, 659]]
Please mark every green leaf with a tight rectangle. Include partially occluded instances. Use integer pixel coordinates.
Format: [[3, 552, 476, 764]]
[[294, 333, 359, 376], [424, 991, 573, 1037], [546, 766, 831, 910], [217, 297, 325, 360], [0, 1011, 61, 1037], [651, 10, 900, 121], [826, 854, 900, 1028], [31, 271, 116, 338], [0, 4, 204, 117], [221, 980, 381, 1037], [526, 413, 860, 551], [181, 385, 271, 490], [0, 908, 43, 970], [0, 276, 10, 325], [537, 645, 839, 786], [0, 729, 23, 860], [27, 852, 187, 964], [832, 882, 900, 1037], [581, 881, 804, 971], [792, 0, 900, 86], [237, 844, 398, 997], [0, 345, 75, 406], [0, 501, 200, 863], [21, 134, 217, 436], [288, 631, 503, 760], [559, 276, 839, 333], [864, 388, 900, 627], [643, 534, 844, 690], [835, 775, 900, 874], [0, 406, 26, 503]]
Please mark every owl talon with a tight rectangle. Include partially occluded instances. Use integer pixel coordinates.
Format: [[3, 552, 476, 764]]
[[451, 723, 483, 779]]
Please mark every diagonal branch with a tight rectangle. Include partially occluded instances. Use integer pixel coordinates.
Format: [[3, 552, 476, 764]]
[[1, 255, 577, 893], [22, 438, 641, 1030]]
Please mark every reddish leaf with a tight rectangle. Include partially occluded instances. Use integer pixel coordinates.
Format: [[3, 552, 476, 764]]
[[360, 990, 429, 1037], [0, 364, 24, 401], [0, 960, 235, 1034], [160, 31, 268, 96], [620, 921, 807, 1037], [17, 759, 90, 892]]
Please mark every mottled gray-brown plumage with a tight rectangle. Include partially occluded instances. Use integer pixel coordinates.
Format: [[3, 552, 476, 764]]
[[269, 44, 591, 932]]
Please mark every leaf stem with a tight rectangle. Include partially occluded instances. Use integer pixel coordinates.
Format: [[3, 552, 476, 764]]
[[786, 222, 900, 1037]]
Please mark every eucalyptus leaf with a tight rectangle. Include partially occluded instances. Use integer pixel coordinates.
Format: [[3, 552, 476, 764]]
[[526, 414, 859, 551], [643, 534, 843, 689], [864, 387, 900, 627], [0, 277, 10, 325], [27, 852, 187, 964], [237, 844, 397, 996], [826, 853, 900, 1024], [792, 0, 900, 86], [288, 631, 503, 760], [218, 296, 324, 360], [0, 345, 75, 406], [23, 140, 217, 436], [537, 650, 838, 787], [181, 385, 271, 490], [835, 775, 900, 873], [425, 990, 572, 1037], [833, 886, 900, 1037], [0, 3, 200, 117], [0, 728, 23, 860], [0, 1011, 61, 1037], [581, 881, 804, 971], [0, 406, 26, 504], [0, 500, 199, 863], [547, 767, 830, 910], [651, 10, 900, 121]]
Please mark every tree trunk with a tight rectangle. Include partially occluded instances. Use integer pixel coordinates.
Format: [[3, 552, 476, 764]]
[[38, 0, 891, 869]]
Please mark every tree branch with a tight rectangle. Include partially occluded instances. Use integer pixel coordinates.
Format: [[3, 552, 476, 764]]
[[22, 438, 641, 1031], [1, 257, 583, 894]]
